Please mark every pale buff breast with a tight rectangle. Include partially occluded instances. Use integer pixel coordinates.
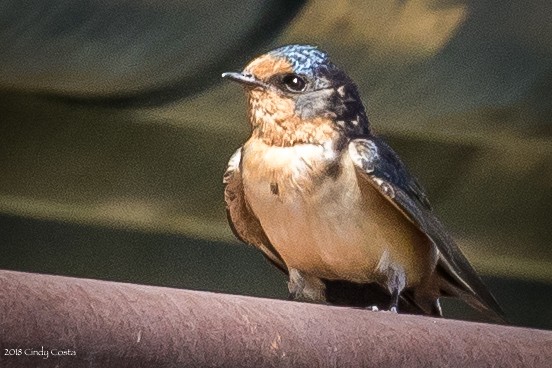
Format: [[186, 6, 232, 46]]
[[241, 139, 433, 286]]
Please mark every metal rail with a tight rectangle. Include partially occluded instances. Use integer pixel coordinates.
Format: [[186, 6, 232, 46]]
[[0, 270, 550, 367]]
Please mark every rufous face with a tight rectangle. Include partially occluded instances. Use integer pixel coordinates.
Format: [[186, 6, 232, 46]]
[[224, 44, 371, 145]]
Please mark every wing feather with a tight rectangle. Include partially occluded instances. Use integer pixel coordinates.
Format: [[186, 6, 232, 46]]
[[349, 137, 506, 322], [223, 148, 287, 273]]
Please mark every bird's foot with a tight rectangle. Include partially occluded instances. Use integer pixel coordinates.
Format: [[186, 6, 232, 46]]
[[365, 305, 398, 313]]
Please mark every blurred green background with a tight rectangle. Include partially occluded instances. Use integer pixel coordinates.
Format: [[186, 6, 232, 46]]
[[0, 0, 550, 329]]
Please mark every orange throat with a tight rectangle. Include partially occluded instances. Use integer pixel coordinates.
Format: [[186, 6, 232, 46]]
[[247, 90, 338, 147]]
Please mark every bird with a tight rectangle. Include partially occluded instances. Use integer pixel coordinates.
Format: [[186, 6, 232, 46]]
[[221, 44, 506, 322]]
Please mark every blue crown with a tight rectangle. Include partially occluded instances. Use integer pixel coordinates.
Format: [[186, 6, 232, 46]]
[[267, 44, 349, 90], [268, 44, 329, 76]]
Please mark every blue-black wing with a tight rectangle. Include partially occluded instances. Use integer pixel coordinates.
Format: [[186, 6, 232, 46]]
[[349, 137, 506, 322]]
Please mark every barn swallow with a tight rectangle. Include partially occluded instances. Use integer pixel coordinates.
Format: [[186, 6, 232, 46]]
[[222, 44, 506, 322]]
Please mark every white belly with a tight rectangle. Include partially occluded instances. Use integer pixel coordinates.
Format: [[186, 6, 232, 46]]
[[242, 140, 397, 283]]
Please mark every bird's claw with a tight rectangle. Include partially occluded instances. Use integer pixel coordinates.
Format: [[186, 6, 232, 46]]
[[366, 305, 399, 313]]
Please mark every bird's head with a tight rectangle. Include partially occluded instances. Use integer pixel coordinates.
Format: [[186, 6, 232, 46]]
[[222, 44, 370, 146]]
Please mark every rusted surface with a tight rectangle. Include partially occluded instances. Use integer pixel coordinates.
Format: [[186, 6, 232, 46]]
[[0, 270, 550, 367]]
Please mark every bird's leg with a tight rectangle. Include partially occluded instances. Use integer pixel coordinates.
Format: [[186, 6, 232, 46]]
[[288, 268, 326, 303], [389, 288, 400, 313], [383, 266, 406, 313], [375, 251, 407, 312]]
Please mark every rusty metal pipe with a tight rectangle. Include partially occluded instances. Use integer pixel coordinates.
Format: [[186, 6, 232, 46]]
[[0, 270, 550, 367]]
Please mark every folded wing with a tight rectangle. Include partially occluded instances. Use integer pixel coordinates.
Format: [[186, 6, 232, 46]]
[[349, 137, 506, 322], [223, 148, 287, 273]]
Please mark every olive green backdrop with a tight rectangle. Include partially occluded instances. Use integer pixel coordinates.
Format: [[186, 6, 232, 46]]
[[0, 0, 550, 329]]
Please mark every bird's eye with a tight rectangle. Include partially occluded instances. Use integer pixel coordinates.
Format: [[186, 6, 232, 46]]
[[281, 74, 307, 92]]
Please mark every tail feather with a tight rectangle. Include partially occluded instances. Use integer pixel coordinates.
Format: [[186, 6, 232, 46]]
[[435, 264, 508, 324]]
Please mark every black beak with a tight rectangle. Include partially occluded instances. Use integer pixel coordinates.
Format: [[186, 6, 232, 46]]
[[221, 72, 266, 88]]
